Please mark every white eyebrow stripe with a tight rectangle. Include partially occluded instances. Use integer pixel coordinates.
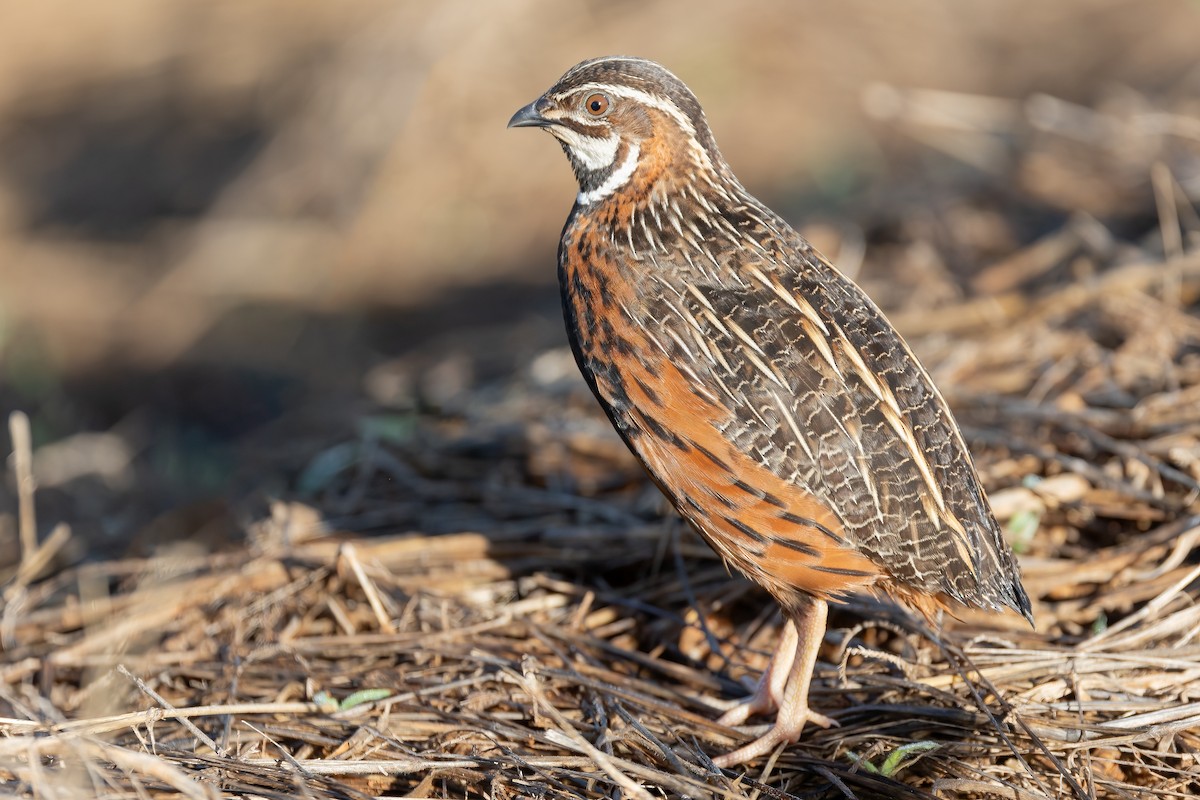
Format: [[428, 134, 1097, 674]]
[[565, 84, 694, 130], [554, 82, 716, 171], [577, 142, 641, 205]]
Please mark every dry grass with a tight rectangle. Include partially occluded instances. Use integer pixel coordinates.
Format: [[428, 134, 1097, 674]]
[[4, 86, 1200, 799]]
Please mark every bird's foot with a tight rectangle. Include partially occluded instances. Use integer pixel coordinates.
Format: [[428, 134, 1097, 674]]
[[716, 618, 799, 727], [713, 706, 838, 768], [715, 680, 782, 728], [712, 601, 833, 768]]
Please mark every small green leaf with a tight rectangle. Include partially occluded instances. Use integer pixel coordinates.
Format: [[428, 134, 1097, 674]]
[[846, 741, 939, 778], [1007, 509, 1041, 555], [312, 691, 339, 714], [297, 442, 359, 494], [339, 689, 395, 710], [843, 751, 879, 774], [358, 414, 416, 445], [879, 741, 939, 777]]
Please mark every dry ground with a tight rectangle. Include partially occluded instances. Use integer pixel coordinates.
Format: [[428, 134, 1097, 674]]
[[5, 80, 1200, 799]]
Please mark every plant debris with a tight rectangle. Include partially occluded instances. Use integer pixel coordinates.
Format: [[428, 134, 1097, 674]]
[[3, 85, 1200, 800]]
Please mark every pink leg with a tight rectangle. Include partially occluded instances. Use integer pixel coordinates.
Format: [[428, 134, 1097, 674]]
[[713, 598, 836, 767], [716, 618, 798, 727]]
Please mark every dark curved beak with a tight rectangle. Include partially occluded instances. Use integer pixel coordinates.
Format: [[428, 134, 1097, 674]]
[[508, 99, 551, 129]]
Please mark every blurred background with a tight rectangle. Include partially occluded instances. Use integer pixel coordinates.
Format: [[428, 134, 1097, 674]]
[[2, 0, 1199, 560]]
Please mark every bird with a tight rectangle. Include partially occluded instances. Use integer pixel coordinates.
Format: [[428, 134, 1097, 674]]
[[508, 56, 1033, 767]]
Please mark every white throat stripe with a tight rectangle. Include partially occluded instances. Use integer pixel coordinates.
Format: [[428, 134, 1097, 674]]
[[577, 142, 640, 205], [554, 128, 620, 171]]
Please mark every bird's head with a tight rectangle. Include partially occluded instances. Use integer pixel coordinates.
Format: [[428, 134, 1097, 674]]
[[509, 57, 728, 206]]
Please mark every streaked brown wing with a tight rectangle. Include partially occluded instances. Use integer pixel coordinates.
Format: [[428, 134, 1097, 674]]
[[627, 239, 1021, 612], [617, 352, 885, 607]]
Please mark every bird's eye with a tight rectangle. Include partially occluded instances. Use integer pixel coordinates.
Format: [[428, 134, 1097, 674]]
[[584, 93, 610, 116]]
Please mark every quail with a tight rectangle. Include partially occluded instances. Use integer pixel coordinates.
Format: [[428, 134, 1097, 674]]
[[509, 56, 1032, 767]]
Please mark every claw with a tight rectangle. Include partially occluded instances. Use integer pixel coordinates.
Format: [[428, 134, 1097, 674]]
[[713, 705, 838, 767], [716, 617, 798, 727], [713, 598, 832, 768]]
